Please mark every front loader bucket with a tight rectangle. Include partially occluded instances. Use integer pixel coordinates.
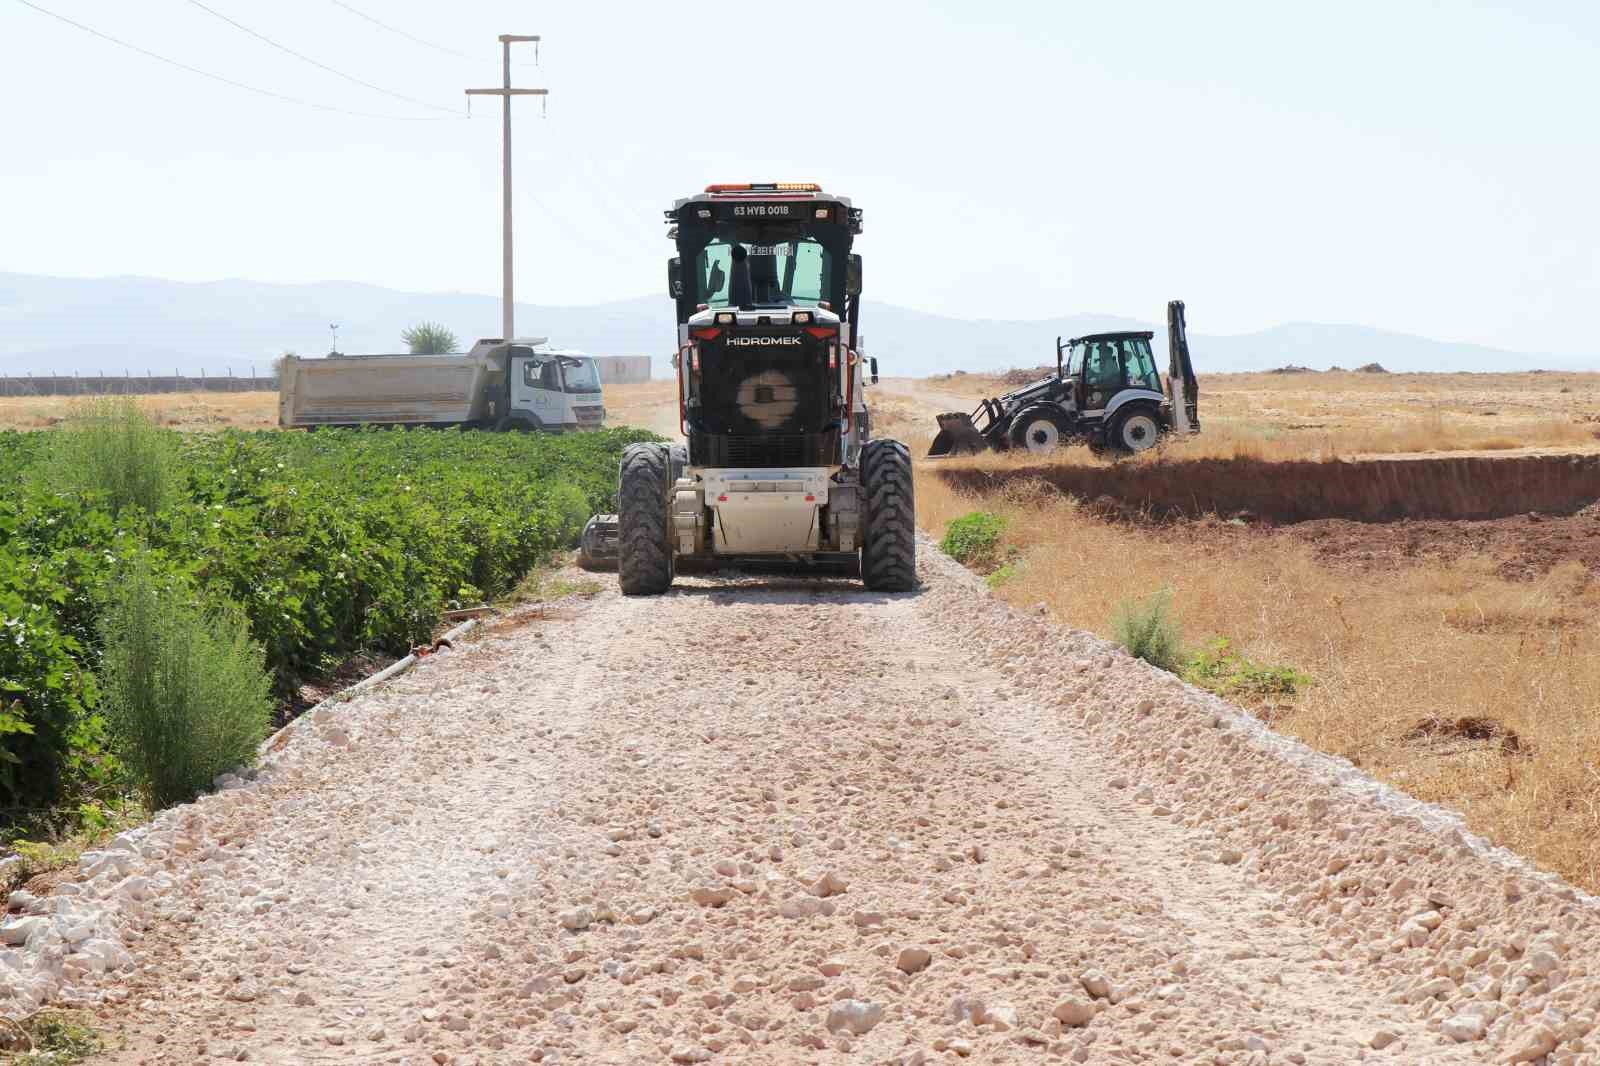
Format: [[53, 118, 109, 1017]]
[[577, 513, 618, 570], [927, 413, 991, 457]]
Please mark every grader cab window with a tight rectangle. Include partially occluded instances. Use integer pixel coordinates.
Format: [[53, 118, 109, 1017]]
[[696, 238, 831, 308]]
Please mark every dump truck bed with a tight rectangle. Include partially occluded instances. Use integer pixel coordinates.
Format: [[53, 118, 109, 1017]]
[[278, 354, 496, 427]]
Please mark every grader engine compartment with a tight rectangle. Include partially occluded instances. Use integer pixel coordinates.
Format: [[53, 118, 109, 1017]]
[[683, 315, 842, 469]]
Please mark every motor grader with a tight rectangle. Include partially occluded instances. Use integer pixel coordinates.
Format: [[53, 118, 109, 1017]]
[[585, 183, 915, 595]]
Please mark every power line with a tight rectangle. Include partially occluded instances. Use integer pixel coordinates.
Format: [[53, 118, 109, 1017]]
[[13, 0, 465, 120], [328, 0, 538, 67], [184, 0, 462, 114]]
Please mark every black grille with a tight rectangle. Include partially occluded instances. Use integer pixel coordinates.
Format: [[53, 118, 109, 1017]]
[[727, 434, 805, 466], [691, 431, 840, 468]]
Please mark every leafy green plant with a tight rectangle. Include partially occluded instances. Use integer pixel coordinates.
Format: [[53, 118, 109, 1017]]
[[1183, 637, 1312, 700], [0, 546, 100, 815], [7, 1009, 101, 1064], [1111, 588, 1182, 672], [0, 424, 658, 828], [47, 397, 173, 516], [97, 557, 273, 809], [985, 561, 1021, 589], [402, 322, 459, 355], [940, 511, 1008, 570]]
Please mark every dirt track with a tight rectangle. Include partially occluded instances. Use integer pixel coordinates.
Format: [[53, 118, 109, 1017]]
[[40, 544, 1594, 1064]]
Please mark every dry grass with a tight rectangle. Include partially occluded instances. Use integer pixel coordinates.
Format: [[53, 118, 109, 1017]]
[[912, 370, 1600, 462], [918, 468, 1600, 889], [0, 391, 277, 431], [603, 380, 684, 439], [2, 382, 680, 436]]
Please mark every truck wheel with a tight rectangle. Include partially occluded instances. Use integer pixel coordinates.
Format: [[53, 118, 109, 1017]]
[[495, 415, 536, 433], [1108, 406, 1163, 455], [861, 439, 916, 592], [1009, 407, 1072, 454], [618, 443, 674, 595]]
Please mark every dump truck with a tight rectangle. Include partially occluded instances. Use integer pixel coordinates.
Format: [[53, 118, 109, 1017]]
[[588, 182, 913, 594], [927, 300, 1200, 457], [278, 338, 605, 431]]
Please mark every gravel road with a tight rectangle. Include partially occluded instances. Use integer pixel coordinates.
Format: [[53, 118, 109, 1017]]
[[17, 543, 1600, 1064]]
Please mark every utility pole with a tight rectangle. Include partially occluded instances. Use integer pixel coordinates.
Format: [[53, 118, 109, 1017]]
[[467, 35, 547, 343]]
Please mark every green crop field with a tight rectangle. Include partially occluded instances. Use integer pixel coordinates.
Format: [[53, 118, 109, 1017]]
[[0, 422, 655, 830]]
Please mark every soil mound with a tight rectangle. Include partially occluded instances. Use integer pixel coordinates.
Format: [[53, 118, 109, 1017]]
[[935, 453, 1600, 524]]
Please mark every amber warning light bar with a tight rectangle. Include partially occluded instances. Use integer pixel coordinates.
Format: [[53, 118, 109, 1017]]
[[704, 182, 821, 193]]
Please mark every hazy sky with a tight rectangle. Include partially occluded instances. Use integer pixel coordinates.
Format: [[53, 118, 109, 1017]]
[[3, 1, 1598, 354]]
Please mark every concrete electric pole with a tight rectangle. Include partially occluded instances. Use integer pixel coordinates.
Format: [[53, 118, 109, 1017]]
[[467, 35, 548, 344]]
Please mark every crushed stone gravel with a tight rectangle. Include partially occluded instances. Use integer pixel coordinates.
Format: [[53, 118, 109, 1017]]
[[3, 542, 1598, 1064]]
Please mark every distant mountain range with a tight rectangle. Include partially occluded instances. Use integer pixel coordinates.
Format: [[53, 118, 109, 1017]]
[[1, 272, 1594, 378]]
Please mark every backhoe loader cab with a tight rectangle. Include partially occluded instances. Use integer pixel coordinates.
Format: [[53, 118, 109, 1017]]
[[611, 183, 914, 595]]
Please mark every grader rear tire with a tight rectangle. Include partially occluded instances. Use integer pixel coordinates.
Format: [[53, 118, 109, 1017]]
[[618, 443, 673, 596], [861, 439, 916, 592]]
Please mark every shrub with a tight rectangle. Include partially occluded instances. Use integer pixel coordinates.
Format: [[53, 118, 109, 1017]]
[[1111, 588, 1182, 672], [97, 558, 272, 809], [940, 511, 1008, 570], [402, 322, 459, 355], [49, 398, 172, 516], [1183, 637, 1311, 700], [985, 561, 1021, 589], [9, 1009, 101, 1064]]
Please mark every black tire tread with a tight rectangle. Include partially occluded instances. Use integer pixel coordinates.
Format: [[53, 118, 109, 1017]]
[[860, 439, 916, 592], [1008, 405, 1072, 451], [1107, 403, 1164, 456], [618, 443, 673, 595]]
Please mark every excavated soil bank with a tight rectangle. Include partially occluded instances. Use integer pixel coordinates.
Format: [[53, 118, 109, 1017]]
[[935, 452, 1600, 523], [1122, 510, 1600, 581]]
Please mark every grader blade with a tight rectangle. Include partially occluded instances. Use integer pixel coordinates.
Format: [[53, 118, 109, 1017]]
[[577, 513, 619, 570]]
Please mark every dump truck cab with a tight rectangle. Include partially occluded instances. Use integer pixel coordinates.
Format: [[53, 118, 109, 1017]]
[[605, 183, 913, 595]]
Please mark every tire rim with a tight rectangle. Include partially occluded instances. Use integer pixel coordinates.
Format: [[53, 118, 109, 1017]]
[[1023, 419, 1061, 454], [1120, 412, 1160, 452]]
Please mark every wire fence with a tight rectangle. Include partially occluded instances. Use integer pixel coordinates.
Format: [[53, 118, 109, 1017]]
[[0, 373, 278, 397]]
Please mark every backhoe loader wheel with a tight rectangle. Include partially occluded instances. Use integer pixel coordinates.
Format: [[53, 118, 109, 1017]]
[[618, 443, 673, 595], [861, 439, 916, 592], [1010, 407, 1071, 454], [1109, 405, 1163, 455]]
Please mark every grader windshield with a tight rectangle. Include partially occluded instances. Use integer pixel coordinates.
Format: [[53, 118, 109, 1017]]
[[694, 238, 831, 308]]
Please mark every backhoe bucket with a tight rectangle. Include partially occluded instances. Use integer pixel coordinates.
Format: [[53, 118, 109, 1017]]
[[927, 413, 991, 457]]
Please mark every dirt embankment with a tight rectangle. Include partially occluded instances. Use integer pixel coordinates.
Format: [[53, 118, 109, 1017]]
[[935, 453, 1600, 523]]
